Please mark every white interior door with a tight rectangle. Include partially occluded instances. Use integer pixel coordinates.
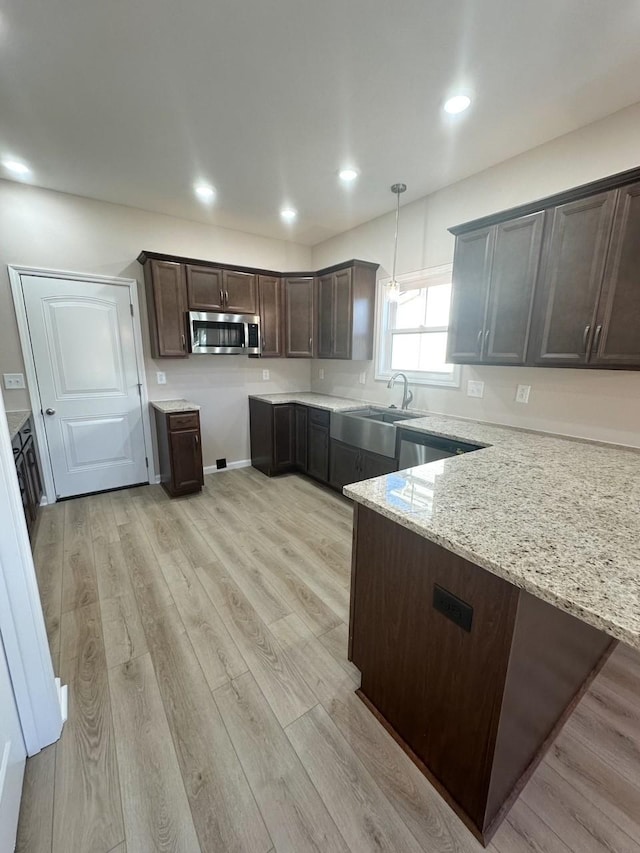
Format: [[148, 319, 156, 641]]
[[22, 275, 148, 498], [0, 628, 26, 853]]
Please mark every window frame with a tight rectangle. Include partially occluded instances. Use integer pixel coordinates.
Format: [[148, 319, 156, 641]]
[[374, 264, 461, 388]]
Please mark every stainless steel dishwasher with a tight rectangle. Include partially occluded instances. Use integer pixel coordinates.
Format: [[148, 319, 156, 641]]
[[397, 429, 482, 468]]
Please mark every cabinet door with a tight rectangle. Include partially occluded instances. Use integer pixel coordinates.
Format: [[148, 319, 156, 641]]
[[285, 277, 315, 357], [24, 436, 43, 508], [448, 228, 494, 362], [361, 448, 398, 480], [333, 268, 353, 359], [591, 183, 640, 366], [258, 276, 284, 357], [224, 271, 257, 314], [186, 265, 224, 311], [272, 405, 295, 471], [169, 429, 203, 493], [317, 274, 334, 358], [483, 212, 545, 364], [295, 405, 308, 471], [530, 192, 616, 365], [329, 440, 361, 489], [148, 261, 188, 357], [307, 423, 329, 482]]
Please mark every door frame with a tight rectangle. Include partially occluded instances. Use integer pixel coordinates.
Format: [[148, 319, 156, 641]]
[[8, 265, 156, 503]]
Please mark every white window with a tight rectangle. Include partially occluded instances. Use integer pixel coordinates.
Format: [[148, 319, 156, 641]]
[[375, 264, 460, 387]]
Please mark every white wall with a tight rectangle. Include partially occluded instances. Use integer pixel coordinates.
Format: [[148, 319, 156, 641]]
[[0, 182, 312, 467], [311, 102, 640, 448]]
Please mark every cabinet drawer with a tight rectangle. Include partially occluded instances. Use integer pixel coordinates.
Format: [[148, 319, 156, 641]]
[[307, 407, 330, 427], [168, 412, 199, 431]]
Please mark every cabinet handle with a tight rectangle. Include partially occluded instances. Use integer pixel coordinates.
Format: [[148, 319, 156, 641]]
[[593, 324, 603, 354], [582, 324, 591, 353], [181, 333, 186, 350], [476, 330, 483, 353], [220, 289, 224, 306], [484, 329, 490, 349], [309, 336, 313, 351], [194, 433, 199, 447], [261, 337, 266, 349], [225, 290, 229, 305]]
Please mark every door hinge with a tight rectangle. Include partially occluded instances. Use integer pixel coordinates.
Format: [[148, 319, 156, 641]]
[[130, 303, 134, 316], [137, 383, 142, 396], [145, 456, 149, 468]]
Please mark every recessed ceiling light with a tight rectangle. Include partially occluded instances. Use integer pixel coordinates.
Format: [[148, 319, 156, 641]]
[[339, 168, 359, 182], [2, 159, 31, 176], [443, 94, 471, 115], [280, 207, 297, 222], [194, 183, 215, 202]]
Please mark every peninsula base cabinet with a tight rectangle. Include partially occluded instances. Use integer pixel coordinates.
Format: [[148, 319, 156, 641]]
[[154, 409, 203, 497], [349, 505, 614, 845], [12, 417, 43, 541]]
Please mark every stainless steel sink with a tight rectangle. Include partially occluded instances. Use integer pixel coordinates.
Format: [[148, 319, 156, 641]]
[[330, 408, 422, 458]]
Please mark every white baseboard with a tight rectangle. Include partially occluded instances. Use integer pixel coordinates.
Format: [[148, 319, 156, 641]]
[[204, 459, 251, 475]]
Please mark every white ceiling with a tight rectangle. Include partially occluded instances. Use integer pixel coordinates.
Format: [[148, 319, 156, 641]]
[[1, 0, 640, 245]]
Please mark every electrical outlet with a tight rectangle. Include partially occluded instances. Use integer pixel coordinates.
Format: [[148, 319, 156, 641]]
[[262, 369, 270, 381], [319, 368, 325, 380], [516, 384, 531, 404], [359, 371, 367, 385], [3, 373, 25, 390], [466, 380, 484, 399], [156, 371, 166, 385]]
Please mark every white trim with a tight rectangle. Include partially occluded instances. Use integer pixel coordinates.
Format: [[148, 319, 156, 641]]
[[8, 265, 156, 503], [0, 396, 62, 755], [204, 459, 251, 475]]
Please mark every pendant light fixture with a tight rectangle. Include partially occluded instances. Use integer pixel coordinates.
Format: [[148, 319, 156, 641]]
[[386, 182, 407, 302]]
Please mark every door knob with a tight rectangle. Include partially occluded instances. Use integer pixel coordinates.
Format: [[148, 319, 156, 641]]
[[45, 408, 56, 415]]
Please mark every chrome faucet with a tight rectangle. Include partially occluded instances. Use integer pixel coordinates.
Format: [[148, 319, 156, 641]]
[[387, 372, 413, 410]]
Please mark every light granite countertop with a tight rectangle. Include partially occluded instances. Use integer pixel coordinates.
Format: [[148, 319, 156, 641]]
[[345, 412, 640, 650], [6, 409, 31, 441], [150, 399, 200, 413], [249, 392, 371, 412]]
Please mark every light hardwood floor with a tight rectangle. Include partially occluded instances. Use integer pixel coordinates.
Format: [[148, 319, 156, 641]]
[[16, 468, 640, 852]]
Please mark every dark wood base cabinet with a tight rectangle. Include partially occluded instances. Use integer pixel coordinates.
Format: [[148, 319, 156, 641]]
[[349, 506, 614, 845], [154, 409, 203, 497], [12, 417, 43, 541]]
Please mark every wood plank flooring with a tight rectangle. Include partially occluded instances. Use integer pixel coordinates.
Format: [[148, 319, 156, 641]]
[[16, 467, 640, 852]]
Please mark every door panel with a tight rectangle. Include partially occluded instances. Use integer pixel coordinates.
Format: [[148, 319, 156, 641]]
[[329, 439, 360, 490], [317, 274, 334, 358], [592, 183, 640, 366], [23, 276, 148, 498], [307, 422, 329, 482], [186, 265, 224, 311], [333, 268, 353, 359], [530, 192, 616, 364], [295, 405, 308, 471], [484, 212, 545, 364], [448, 228, 494, 362], [169, 429, 203, 493], [258, 276, 284, 357], [223, 271, 257, 313], [284, 278, 315, 357], [0, 631, 26, 853]]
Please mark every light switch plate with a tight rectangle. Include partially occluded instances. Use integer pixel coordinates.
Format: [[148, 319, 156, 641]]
[[262, 369, 270, 381], [359, 372, 367, 385], [515, 384, 531, 404], [3, 373, 25, 390], [319, 368, 325, 380], [467, 380, 484, 398], [156, 371, 166, 385]]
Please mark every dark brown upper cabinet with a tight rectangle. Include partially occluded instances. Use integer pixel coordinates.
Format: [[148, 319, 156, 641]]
[[448, 213, 544, 365], [590, 182, 640, 367], [530, 192, 616, 365], [258, 275, 284, 357], [448, 227, 494, 363], [143, 259, 188, 358], [284, 276, 315, 357], [186, 264, 224, 311], [223, 270, 257, 313], [317, 263, 377, 360]]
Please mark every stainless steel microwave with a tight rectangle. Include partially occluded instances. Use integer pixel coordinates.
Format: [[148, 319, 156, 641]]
[[188, 311, 261, 355]]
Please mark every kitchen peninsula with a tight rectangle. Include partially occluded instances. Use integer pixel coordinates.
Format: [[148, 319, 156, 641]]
[[345, 414, 640, 845]]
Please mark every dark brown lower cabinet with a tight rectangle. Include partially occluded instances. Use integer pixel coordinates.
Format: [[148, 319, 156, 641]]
[[154, 409, 203, 497], [294, 405, 308, 472], [349, 506, 613, 845], [329, 439, 397, 490], [12, 419, 43, 541], [306, 408, 330, 482], [249, 399, 296, 476]]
